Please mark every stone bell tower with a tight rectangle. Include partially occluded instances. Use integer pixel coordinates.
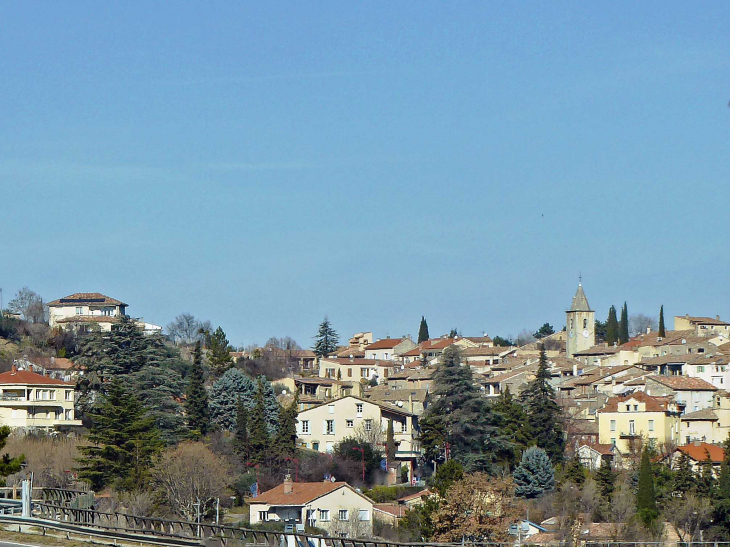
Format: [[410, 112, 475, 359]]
[[566, 279, 595, 358]]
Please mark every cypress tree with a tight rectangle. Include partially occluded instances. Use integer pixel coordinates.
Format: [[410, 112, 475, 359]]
[[386, 419, 396, 466], [77, 379, 162, 491], [658, 305, 666, 337], [418, 316, 429, 343], [514, 447, 555, 498], [605, 306, 619, 346], [595, 459, 616, 501], [249, 377, 271, 464], [636, 447, 658, 526], [207, 326, 233, 376], [313, 316, 339, 357], [619, 302, 629, 344], [519, 345, 565, 463], [184, 341, 210, 438], [234, 398, 250, 461]]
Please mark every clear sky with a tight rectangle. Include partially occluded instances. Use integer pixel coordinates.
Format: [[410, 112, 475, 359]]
[[1, 2, 728, 348]]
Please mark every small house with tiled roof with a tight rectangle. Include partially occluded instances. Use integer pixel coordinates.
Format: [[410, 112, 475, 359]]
[[597, 392, 680, 453], [364, 337, 416, 361], [680, 408, 725, 445], [249, 476, 374, 537], [318, 357, 395, 384], [577, 443, 621, 470], [675, 315, 730, 338], [661, 441, 726, 474]]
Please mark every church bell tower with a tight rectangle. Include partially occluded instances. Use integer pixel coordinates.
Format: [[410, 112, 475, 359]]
[[566, 280, 595, 358]]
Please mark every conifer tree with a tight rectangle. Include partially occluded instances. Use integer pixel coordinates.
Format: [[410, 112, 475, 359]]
[[491, 387, 529, 469], [207, 326, 233, 377], [697, 450, 717, 498], [77, 379, 162, 490], [673, 451, 694, 497], [636, 447, 658, 526], [0, 427, 24, 477], [514, 447, 555, 498], [313, 316, 339, 357], [713, 434, 730, 534], [234, 398, 250, 461], [605, 306, 619, 346], [595, 459, 616, 501], [658, 305, 666, 337], [209, 368, 256, 430], [564, 456, 586, 485], [249, 378, 271, 464], [519, 346, 565, 463], [184, 341, 210, 438], [272, 395, 298, 462], [619, 302, 629, 344], [418, 316, 429, 343], [386, 419, 396, 465]]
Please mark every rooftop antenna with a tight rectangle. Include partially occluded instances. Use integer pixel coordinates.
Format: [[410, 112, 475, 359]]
[[578, 273, 582, 285]]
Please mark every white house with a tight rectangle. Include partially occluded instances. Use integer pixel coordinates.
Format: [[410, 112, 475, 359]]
[[644, 375, 718, 414], [48, 293, 127, 332], [363, 338, 416, 361], [249, 477, 374, 537]]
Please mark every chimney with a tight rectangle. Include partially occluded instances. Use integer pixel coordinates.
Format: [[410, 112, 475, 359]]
[[646, 326, 651, 334], [283, 473, 293, 494]]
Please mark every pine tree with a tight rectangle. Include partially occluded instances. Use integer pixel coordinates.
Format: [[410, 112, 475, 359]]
[[636, 447, 658, 526], [184, 341, 210, 438], [519, 345, 565, 463], [77, 379, 163, 490], [418, 317, 430, 343], [313, 316, 339, 357], [619, 302, 629, 344], [209, 368, 256, 430], [514, 447, 555, 498], [564, 456, 586, 485], [258, 375, 281, 435], [419, 346, 496, 470], [207, 326, 233, 376], [272, 395, 298, 462], [491, 387, 529, 470], [673, 451, 694, 497], [249, 378, 271, 464], [595, 459, 616, 501], [605, 306, 619, 346], [696, 450, 717, 498], [0, 426, 24, 477], [448, 328, 458, 338], [658, 305, 666, 337], [234, 398, 250, 461]]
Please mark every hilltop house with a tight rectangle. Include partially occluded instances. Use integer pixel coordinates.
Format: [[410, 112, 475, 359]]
[[48, 293, 127, 332], [364, 338, 416, 361]]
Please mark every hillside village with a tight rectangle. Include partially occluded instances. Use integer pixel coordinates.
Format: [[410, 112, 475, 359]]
[[0, 285, 730, 543]]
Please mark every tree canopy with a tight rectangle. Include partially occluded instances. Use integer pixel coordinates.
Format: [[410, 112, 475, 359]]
[[313, 316, 339, 357]]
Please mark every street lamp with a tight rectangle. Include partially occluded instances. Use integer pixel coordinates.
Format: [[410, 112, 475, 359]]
[[352, 447, 365, 483]]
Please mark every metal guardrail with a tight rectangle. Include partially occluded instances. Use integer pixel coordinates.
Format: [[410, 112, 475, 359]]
[[0, 514, 202, 546]]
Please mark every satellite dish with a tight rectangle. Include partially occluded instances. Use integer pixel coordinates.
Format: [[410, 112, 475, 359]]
[[281, 389, 287, 395]]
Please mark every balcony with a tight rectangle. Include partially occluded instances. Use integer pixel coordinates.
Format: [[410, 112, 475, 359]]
[[619, 431, 641, 438]]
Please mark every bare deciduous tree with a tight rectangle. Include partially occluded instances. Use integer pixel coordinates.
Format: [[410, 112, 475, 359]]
[[664, 494, 712, 544], [166, 314, 211, 346], [151, 442, 231, 520], [629, 314, 658, 337], [7, 287, 47, 324]]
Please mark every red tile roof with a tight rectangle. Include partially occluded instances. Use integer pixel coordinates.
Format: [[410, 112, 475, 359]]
[[365, 338, 407, 350], [0, 368, 71, 386], [599, 391, 675, 413], [250, 482, 359, 506], [374, 503, 408, 517], [676, 442, 725, 463], [647, 375, 718, 391], [580, 443, 615, 456], [56, 316, 121, 324], [48, 293, 126, 307]]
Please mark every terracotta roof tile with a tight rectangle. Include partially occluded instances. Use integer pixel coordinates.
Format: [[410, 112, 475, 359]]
[[365, 339, 407, 350], [250, 482, 352, 506], [598, 391, 675, 413], [0, 368, 72, 386], [647, 375, 718, 391], [48, 293, 126, 307], [676, 442, 725, 462]]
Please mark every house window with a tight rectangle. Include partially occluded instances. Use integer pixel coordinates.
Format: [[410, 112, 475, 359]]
[[65, 390, 73, 401], [65, 409, 73, 421], [356, 403, 363, 416], [312, 442, 319, 451], [319, 510, 330, 522], [326, 368, 335, 378], [365, 419, 372, 431], [648, 420, 654, 431], [302, 420, 310, 434], [348, 368, 352, 378], [625, 405, 631, 412], [338, 510, 349, 520], [400, 421, 407, 433], [325, 420, 335, 435], [75, 307, 83, 315], [358, 509, 370, 521], [629, 420, 635, 435], [384, 353, 389, 359], [698, 366, 705, 373], [328, 405, 335, 414], [258, 511, 269, 522], [633, 405, 638, 411], [346, 420, 354, 428], [610, 420, 616, 432], [361, 368, 370, 378], [583, 318, 587, 329]]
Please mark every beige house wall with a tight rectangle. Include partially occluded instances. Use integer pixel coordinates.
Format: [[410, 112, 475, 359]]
[[0, 385, 81, 430], [598, 405, 680, 453]]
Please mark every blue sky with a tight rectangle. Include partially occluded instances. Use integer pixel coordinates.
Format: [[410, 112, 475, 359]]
[[1, 2, 728, 347]]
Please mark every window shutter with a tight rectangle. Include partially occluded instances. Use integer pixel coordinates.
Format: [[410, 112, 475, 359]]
[[323, 421, 327, 434]]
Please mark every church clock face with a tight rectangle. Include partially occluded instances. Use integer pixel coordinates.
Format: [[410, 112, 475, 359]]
[[582, 329, 590, 338]]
